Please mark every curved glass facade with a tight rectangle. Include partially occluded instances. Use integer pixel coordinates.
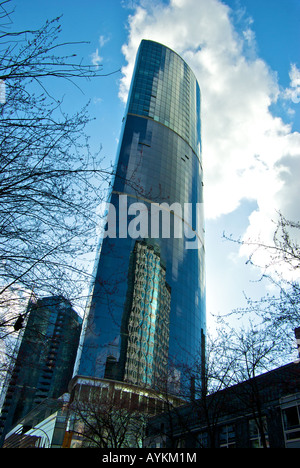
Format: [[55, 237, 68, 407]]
[[75, 40, 205, 394], [127, 40, 201, 159]]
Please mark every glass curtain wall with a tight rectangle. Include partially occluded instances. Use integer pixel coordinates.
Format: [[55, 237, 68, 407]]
[[75, 40, 205, 395]]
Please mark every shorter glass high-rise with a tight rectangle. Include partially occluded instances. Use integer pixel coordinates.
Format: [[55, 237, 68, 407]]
[[75, 40, 206, 394], [0, 296, 82, 445]]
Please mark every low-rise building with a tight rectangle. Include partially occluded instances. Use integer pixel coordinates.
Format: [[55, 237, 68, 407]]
[[144, 362, 300, 448]]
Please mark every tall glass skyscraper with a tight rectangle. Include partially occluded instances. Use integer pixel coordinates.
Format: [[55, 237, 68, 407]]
[[75, 40, 205, 394]]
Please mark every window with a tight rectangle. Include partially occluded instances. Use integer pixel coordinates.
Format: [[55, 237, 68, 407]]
[[219, 424, 236, 448], [176, 438, 186, 448], [197, 431, 208, 448], [282, 405, 300, 442], [283, 405, 299, 428], [249, 418, 269, 448]]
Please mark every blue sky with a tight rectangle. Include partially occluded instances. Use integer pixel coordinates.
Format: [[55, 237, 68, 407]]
[[7, 0, 300, 332]]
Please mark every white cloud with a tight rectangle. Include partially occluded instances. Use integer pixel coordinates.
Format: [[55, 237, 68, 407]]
[[91, 35, 110, 68], [120, 0, 300, 279], [91, 48, 103, 67], [283, 64, 300, 104], [99, 34, 110, 48], [93, 97, 103, 105]]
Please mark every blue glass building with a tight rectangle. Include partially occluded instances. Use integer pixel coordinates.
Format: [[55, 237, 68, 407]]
[[75, 40, 205, 394], [0, 296, 82, 446]]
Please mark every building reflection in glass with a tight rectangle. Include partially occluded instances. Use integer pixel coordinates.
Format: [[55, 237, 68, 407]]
[[120, 240, 171, 388]]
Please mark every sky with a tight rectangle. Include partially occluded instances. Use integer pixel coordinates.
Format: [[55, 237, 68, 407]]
[[6, 0, 300, 333]]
